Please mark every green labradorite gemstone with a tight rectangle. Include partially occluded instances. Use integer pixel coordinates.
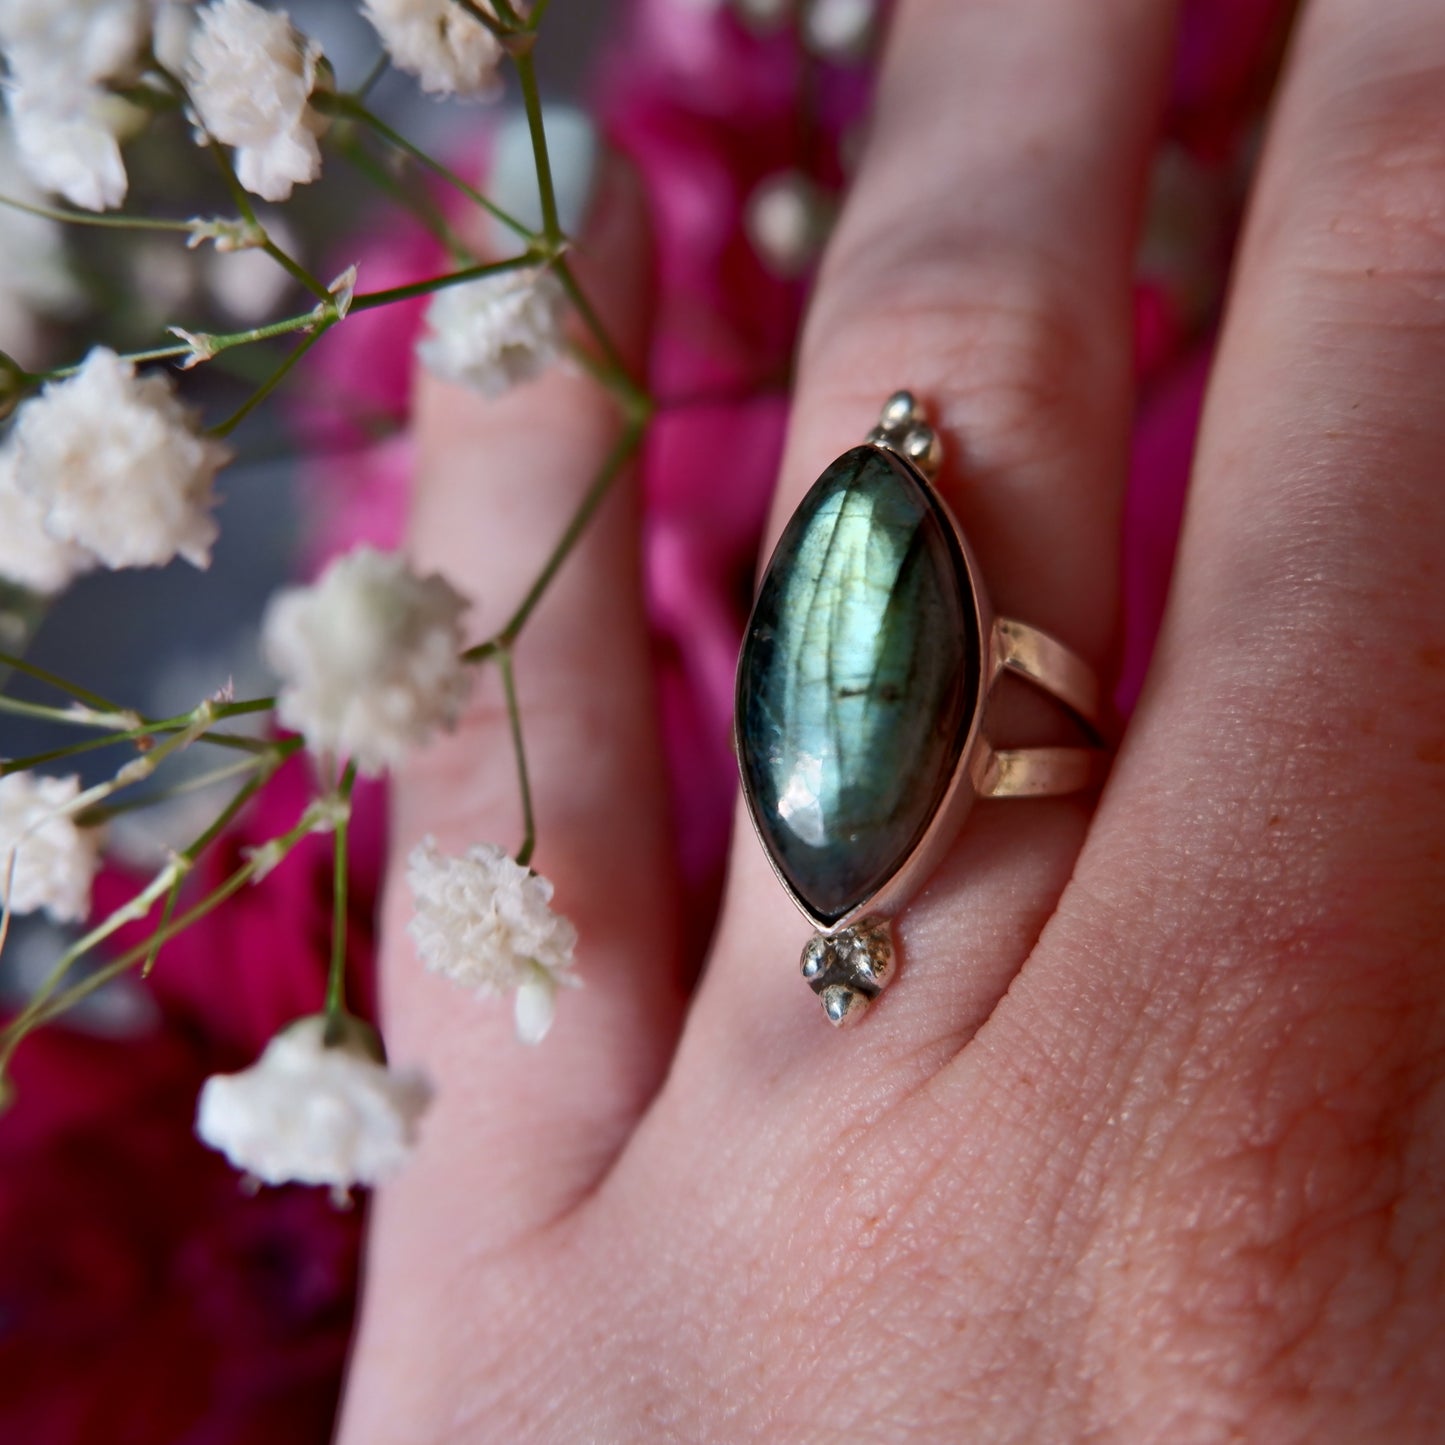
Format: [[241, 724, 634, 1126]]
[[737, 445, 980, 926]]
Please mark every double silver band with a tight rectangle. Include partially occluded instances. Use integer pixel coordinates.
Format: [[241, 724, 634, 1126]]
[[869, 393, 1110, 808], [976, 616, 1110, 799]]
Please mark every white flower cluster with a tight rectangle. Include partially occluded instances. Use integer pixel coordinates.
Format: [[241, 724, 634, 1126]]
[[361, 0, 503, 98], [0, 347, 230, 591], [195, 1014, 431, 1198], [186, 0, 329, 203], [407, 836, 579, 1044], [0, 448, 94, 595], [0, 0, 149, 210], [261, 546, 473, 776], [417, 267, 568, 397], [0, 0, 331, 210], [0, 771, 103, 924]]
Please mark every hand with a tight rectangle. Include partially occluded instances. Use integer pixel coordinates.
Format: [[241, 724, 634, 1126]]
[[338, 1, 1445, 1438]]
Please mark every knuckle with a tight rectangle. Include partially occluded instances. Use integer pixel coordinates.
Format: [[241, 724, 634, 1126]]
[[799, 233, 1120, 481], [1286, 62, 1445, 320]]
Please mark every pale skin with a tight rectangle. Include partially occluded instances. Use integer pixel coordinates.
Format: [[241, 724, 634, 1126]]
[[336, 0, 1445, 1439]]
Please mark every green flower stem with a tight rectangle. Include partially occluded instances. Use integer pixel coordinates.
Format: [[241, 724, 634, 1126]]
[[336, 133, 474, 261], [351, 253, 540, 311], [0, 648, 125, 714], [555, 259, 648, 408], [448, 0, 511, 40], [210, 322, 334, 439], [153, 59, 333, 306], [21, 857, 252, 1035], [464, 416, 646, 664], [52, 703, 225, 822], [3, 715, 233, 1035], [0, 695, 103, 727], [352, 51, 391, 102], [0, 682, 276, 758], [114, 77, 186, 113], [322, 94, 536, 243], [31, 259, 545, 391], [35, 309, 321, 380], [77, 743, 301, 824], [13, 790, 318, 1043], [0, 192, 196, 233], [139, 871, 184, 979], [512, 47, 561, 245], [496, 648, 535, 868], [3, 863, 190, 1047], [324, 762, 359, 1023], [527, 0, 557, 30], [459, 416, 649, 872], [204, 143, 331, 304], [505, 34, 647, 399], [179, 753, 283, 854], [136, 734, 273, 986], [1, 732, 140, 774], [262, 239, 334, 304]]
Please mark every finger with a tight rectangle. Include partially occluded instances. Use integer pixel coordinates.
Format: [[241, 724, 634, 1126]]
[[1003, 0, 1445, 1423], [693, 0, 1179, 1063], [370, 158, 682, 1249]]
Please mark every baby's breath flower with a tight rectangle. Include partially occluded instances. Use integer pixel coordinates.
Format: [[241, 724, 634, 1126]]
[[151, 0, 196, 75], [186, 0, 329, 203], [0, 771, 103, 924], [5, 84, 130, 212], [0, 446, 94, 594], [260, 546, 473, 776], [7, 347, 231, 570], [407, 837, 579, 1044], [360, 0, 503, 99], [195, 1014, 431, 1198], [0, 0, 150, 210], [0, 0, 148, 90], [416, 267, 567, 398]]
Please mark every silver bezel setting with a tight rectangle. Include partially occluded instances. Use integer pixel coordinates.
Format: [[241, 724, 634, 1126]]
[[734, 391, 1110, 1023], [737, 461, 992, 936]]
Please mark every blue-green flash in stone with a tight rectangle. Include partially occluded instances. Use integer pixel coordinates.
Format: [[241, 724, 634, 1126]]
[[736, 444, 982, 928]]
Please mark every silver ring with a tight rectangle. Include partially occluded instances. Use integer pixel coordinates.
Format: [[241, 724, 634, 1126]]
[[734, 392, 1110, 1026]]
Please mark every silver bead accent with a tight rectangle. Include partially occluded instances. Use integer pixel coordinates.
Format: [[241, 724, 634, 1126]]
[[822, 984, 868, 1026], [868, 391, 940, 481], [880, 389, 924, 431], [799, 917, 895, 1027]]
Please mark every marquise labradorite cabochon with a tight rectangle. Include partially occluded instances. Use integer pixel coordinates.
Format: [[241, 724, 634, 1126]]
[[737, 444, 981, 927]]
